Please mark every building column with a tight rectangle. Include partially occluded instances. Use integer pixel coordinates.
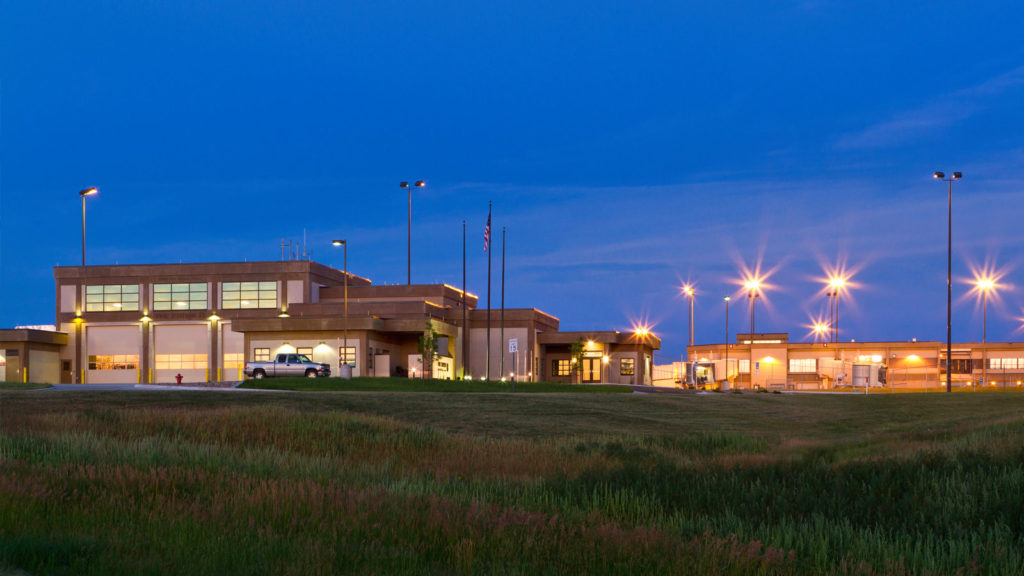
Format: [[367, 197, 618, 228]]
[[210, 320, 219, 382], [140, 321, 151, 384]]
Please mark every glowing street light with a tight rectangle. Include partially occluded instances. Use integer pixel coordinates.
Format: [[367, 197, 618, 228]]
[[813, 322, 830, 343], [79, 187, 98, 267], [400, 180, 426, 285], [634, 326, 651, 386], [682, 284, 695, 357], [744, 279, 761, 335], [975, 275, 997, 388], [827, 276, 847, 344], [934, 170, 962, 393]]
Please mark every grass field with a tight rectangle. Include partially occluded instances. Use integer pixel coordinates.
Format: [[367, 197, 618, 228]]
[[240, 376, 633, 393], [2, 389, 1024, 574], [0, 383, 51, 391]]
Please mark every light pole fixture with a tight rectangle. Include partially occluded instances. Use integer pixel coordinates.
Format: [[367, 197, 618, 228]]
[[813, 322, 829, 344], [634, 326, 649, 385], [976, 276, 996, 389], [682, 284, 695, 357], [724, 296, 730, 385], [332, 239, 349, 374], [79, 187, 98, 266], [399, 180, 426, 285], [934, 171, 962, 393], [744, 279, 761, 336], [827, 276, 846, 344]]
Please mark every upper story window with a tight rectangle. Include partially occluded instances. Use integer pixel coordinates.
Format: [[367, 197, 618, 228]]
[[153, 283, 208, 311], [222, 282, 277, 309], [86, 285, 139, 312]]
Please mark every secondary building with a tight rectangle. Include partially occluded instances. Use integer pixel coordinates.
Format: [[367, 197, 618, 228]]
[[687, 333, 1024, 390]]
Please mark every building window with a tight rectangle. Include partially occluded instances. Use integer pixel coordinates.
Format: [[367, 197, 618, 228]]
[[222, 281, 277, 309], [88, 355, 139, 370], [619, 358, 634, 376], [154, 283, 208, 311], [155, 354, 209, 370], [296, 347, 313, 359], [253, 348, 270, 362], [739, 359, 750, 374], [789, 358, 817, 373], [554, 359, 572, 376], [224, 353, 244, 371], [990, 358, 1024, 370], [940, 359, 973, 374], [340, 346, 356, 367], [85, 285, 139, 312]]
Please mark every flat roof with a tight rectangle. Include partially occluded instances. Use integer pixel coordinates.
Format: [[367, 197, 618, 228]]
[[0, 328, 68, 346]]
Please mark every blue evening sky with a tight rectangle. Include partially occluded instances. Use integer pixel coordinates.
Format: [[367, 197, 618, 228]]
[[3, 1, 1024, 360]]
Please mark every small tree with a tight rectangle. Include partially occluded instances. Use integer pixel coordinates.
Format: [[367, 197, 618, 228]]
[[568, 338, 586, 384], [418, 321, 440, 379]]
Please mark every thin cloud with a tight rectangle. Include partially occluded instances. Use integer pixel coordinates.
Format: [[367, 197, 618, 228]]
[[836, 64, 1024, 150]]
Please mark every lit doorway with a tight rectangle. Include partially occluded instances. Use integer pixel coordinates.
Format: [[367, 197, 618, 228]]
[[582, 357, 601, 383]]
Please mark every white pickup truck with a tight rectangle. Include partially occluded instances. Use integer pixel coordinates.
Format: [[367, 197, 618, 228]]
[[244, 353, 331, 379]]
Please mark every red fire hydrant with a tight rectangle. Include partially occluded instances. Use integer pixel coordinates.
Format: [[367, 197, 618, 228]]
[[175, 373, 183, 385]]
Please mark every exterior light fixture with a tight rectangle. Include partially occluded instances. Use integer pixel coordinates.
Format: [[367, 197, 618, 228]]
[[682, 284, 695, 356], [934, 170, 963, 393], [400, 180, 426, 285], [79, 187, 99, 267]]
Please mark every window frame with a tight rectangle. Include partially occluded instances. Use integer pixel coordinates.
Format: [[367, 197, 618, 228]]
[[788, 358, 817, 373], [553, 359, 572, 376], [222, 281, 278, 310], [85, 284, 140, 312], [339, 346, 357, 367], [619, 358, 635, 376], [153, 283, 208, 311]]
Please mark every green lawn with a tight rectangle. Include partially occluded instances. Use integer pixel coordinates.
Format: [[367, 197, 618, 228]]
[[0, 382, 51, 390], [240, 375, 634, 394], [2, 391, 1024, 574]]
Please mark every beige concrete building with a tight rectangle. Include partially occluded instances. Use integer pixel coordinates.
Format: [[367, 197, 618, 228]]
[[28, 259, 661, 384]]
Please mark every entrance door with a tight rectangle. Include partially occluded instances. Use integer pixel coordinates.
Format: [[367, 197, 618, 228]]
[[582, 358, 601, 383]]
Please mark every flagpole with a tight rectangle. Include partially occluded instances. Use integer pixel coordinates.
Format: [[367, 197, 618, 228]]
[[462, 219, 467, 379], [500, 226, 505, 379], [486, 201, 492, 381]]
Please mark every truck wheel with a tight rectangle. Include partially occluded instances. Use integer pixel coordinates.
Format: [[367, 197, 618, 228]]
[[305, 369, 318, 378], [253, 370, 265, 379]]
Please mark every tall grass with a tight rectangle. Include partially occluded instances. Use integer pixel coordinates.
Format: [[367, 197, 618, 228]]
[[2, 392, 1024, 574]]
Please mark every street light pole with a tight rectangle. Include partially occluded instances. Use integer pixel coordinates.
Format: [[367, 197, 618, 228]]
[[400, 180, 425, 285], [934, 171, 962, 393], [976, 277, 994, 390], [683, 285, 695, 358], [79, 187, 98, 266], [983, 287, 987, 389], [724, 296, 730, 386], [745, 282, 759, 336], [332, 239, 348, 375]]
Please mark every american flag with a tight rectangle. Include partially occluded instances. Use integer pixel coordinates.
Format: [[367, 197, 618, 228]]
[[484, 211, 491, 252]]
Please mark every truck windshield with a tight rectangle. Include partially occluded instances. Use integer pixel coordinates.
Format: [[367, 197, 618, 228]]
[[296, 354, 312, 363]]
